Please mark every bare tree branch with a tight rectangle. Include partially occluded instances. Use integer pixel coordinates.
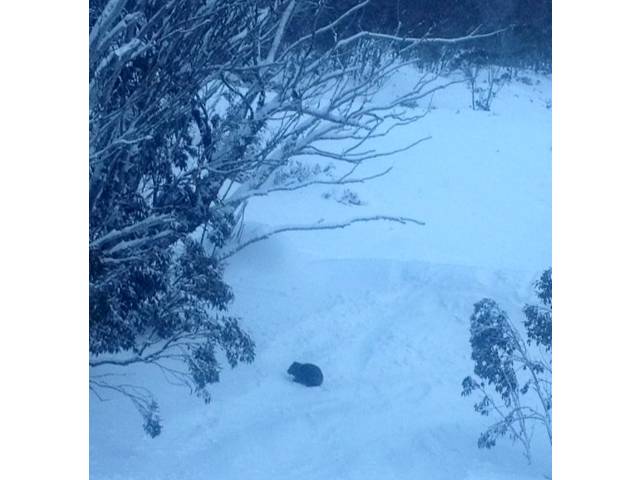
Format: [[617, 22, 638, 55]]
[[219, 215, 426, 260]]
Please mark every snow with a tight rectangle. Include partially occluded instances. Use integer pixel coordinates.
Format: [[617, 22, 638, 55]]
[[90, 68, 551, 479]]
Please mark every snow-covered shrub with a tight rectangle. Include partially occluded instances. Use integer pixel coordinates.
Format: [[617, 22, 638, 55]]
[[517, 75, 534, 86], [322, 188, 365, 206], [142, 401, 162, 438], [337, 189, 364, 206], [461, 269, 552, 462], [448, 49, 511, 111], [273, 160, 335, 187], [471, 66, 511, 111]]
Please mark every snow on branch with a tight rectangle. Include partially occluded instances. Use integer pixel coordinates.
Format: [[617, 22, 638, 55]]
[[280, 0, 371, 58], [265, 0, 297, 64], [218, 215, 426, 260], [358, 26, 511, 45], [301, 136, 432, 164], [227, 167, 393, 205], [324, 27, 510, 56], [90, 214, 174, 250]]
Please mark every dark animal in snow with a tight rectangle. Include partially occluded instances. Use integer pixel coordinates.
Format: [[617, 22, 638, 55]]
[[287, 362, 323, 387]]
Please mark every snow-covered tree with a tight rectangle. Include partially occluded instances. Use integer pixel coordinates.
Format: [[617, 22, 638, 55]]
[[90, 0, 503, 436], [461, 269, 552, 462]]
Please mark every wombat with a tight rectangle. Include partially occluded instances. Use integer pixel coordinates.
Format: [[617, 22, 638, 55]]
[[287, 362, 323, 387]]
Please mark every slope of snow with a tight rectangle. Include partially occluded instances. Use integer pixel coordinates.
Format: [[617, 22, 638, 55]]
[[242, 68, 551, 270], [90, 68, 551, 479]]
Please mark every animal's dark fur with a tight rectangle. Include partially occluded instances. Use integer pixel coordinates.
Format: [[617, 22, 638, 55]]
[[287, 362, 323, 387]]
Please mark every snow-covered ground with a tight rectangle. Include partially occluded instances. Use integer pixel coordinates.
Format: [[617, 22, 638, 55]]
[[90, 68, 551, 479]]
